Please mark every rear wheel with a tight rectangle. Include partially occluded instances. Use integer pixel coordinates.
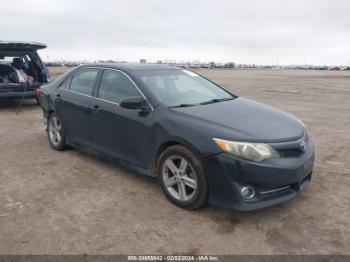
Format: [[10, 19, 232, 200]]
[[157, 145, 208, 210], [47, 113, 66, 151]]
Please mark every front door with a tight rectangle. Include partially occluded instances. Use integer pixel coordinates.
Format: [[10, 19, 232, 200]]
[[90, 69, 154, 168]]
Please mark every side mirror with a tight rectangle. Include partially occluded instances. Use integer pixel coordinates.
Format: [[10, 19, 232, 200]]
[[120, 96, 151, 111]]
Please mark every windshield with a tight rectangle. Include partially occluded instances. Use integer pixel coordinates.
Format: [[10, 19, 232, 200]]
[[134, 69, 234, 107]]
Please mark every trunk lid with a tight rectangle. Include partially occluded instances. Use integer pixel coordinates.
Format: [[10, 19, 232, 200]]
[[0, 41, 47, 52]]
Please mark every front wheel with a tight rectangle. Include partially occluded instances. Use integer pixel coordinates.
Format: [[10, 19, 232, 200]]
[[47, 113, 66, 151], [157, 145, 209, 210]]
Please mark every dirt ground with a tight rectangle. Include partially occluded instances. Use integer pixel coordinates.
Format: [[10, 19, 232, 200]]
[[0, 68, 349, 255]]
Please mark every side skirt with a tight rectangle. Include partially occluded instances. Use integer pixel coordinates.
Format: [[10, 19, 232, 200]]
[[66, 138, 156, 178]]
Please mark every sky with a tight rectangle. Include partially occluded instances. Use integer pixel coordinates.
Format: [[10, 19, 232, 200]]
[[1, 0, 350, 65]]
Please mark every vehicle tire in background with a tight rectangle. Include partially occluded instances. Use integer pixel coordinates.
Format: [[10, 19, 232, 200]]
[[47, 112, 66, 151], [157, 145, 209, 210]]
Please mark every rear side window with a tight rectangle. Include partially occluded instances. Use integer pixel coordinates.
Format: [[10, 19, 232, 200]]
[[69, 69, 99, 96], [59, 76, 71, 90], [98, 70, 140, 103]]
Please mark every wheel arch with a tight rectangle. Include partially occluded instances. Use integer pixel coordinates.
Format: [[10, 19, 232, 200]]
[[45, 95, 56, 119], [47, 108, 55, 118], [152, 138, 203, 175]]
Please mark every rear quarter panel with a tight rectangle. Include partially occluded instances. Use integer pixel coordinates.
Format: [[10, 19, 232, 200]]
[[39, 84, 57, 118]]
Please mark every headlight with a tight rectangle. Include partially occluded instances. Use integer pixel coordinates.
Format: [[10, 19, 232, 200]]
[[213, 138, 279, 162]]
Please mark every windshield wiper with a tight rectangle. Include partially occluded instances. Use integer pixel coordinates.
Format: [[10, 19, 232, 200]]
[[199, 97, 234, 105], [169, 103, 197, 108]]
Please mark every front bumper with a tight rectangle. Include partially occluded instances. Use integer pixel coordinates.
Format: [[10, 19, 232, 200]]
[[203, 138, 315, 211]]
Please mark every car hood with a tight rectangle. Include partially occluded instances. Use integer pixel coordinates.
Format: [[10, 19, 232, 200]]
[[0, 41, 47, 52], [170, 97, 304, 143]]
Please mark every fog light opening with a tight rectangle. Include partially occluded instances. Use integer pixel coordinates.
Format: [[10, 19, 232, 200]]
[[240, 186, 256, 199]]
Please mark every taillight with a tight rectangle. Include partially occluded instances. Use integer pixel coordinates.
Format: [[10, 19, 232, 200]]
[[35, 88, 41, 98]]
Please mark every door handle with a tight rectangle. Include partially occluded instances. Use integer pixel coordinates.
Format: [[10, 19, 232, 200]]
[[56, 94, 62, 100], [93, 105, 100, 111]]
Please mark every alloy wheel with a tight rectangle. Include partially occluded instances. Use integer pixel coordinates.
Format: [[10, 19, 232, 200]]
[[162, 155, 197, 201], [49, 116, 62, 146]]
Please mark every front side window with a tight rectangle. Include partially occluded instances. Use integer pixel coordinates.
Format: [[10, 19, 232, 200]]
[[134, 69, 233, 107], [98, 70, 140, 103], [69, 69, 99, 96]]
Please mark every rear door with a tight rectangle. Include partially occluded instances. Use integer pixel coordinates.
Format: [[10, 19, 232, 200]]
[[56, 68, 100, 148], [90, 69, 154, 168]]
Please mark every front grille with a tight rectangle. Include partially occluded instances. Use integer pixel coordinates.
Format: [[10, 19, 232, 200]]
[[276, 148, 304, 158]]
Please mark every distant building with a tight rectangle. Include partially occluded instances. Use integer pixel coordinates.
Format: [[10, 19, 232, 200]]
[[224, 62, 235, 68], [140, 59, 147, 64]]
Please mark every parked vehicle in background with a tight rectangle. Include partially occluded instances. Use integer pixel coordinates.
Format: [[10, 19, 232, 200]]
[[329, 66, 341, 71], [38, 63, 315, 211], [0, 41, 49, 102]]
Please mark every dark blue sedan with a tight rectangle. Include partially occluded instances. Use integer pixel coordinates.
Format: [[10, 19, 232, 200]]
[[38, 64, 314, 211]]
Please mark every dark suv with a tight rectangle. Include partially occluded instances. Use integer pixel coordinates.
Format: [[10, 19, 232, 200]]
[[0, 41, 49, 101]]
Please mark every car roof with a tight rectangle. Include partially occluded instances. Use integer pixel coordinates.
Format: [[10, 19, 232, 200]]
[[0, 41, 47, 51], [79, 63, 178, 72]]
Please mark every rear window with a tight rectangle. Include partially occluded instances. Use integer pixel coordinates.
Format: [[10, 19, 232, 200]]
[[0, 56, 17, 64], [0, 55, 32, 65]]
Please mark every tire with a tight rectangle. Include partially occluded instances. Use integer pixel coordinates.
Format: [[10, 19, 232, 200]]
[[47, 112, 66, 151], [157, 145, 209, 210]]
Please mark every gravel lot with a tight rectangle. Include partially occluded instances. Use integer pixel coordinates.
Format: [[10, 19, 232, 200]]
[[0, 68, 349, 255]]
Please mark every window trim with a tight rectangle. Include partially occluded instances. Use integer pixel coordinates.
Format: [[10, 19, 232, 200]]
[[96, 68, 145, 106], [57, 66, 154, 111]]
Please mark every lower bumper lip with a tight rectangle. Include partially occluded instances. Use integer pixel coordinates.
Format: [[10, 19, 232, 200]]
[[233, 174, 312, 211], [202, 138, 315, 211], [259, 185, 291, 195]]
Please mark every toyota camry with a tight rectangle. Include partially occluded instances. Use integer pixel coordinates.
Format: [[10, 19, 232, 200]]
[[38, 64, 315, 211]]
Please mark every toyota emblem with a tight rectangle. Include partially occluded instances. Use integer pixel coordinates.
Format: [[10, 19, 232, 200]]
[[300, 139, 307, 152]]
